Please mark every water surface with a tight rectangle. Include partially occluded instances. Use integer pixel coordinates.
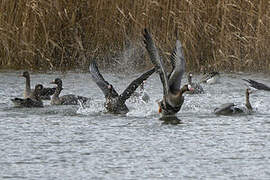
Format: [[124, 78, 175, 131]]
[[0, 71, 270, 179]]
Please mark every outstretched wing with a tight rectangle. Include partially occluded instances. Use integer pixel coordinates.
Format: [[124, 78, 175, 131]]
[[89, 60, 118, 97], [167, 46, 176, 80], [120, 67, 155, 102], [168, 40, 186, 93], [243, 79, 270, 91], [143, 28, 169, 95]]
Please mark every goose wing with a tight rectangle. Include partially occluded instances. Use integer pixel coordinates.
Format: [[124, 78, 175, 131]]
[[89, 60, 118, 97], [214, 103, 235, 114], [168, 40, 186, 93], [167, 46, 176, 80], [40, 87, 56, 96], [243, 79, 270, 91], [143, 28, 169, 95], [120, 67, 155, 102]]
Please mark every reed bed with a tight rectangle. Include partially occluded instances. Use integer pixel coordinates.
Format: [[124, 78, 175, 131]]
[[0, 0, 269, 72]]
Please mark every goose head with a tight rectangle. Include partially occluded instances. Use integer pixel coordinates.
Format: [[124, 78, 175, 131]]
[[187, 72, 193, 84], [50, 78, 63, 87], [20, 71, 30, 78]]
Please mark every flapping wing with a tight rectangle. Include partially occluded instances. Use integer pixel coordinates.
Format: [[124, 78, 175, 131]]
[[120, 67, 155, 102], [89, 60, 118, 97], [243, 79, 270, 91], [167, 47, 176, 80], [143, 28, 169, 95], [168, 40, 186, 93]]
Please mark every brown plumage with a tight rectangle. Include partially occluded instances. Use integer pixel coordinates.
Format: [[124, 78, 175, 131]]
[[50, 78, 90, 105], [21, 71, 56, 100], [143, 28, 193, 116], [89, 60, 155, 114], [214, 89, 253, 115], [11, 84, 44, 108]]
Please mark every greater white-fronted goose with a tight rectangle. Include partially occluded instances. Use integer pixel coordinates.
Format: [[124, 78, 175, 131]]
[[50, 78, 90, 105], [89, 60, 155, 114], [243, 79, 270, 91], [21, 71, 56, 100], [11, 84, 44, 108], [214, 89, 253, 115], [186, 72, 204, 94], [143, 29, 193, 116], [200, 71, 220, 84]]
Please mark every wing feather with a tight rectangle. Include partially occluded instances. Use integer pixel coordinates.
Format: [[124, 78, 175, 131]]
[[120, 67, 155, 102], [143, 29, 169, 95], [89, 60, 118, 97], [168, 40, 186, 93]]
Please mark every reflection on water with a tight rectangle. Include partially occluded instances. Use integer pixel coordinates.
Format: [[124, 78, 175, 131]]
[[159, 116, 182, 125], [0, 71, 270, 179]]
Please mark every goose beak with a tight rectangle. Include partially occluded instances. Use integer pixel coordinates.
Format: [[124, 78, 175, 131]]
[[157, 101, 162, 114], [49, 81, 55, 84], [158, 105, 162, 113]]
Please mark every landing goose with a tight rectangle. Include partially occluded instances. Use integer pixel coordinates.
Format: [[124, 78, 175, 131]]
[[143, 29, 193, 116], [89, 60, 155, 114]]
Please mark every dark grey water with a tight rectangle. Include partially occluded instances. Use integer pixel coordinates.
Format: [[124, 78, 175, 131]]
[[0, 70, 270, 179]]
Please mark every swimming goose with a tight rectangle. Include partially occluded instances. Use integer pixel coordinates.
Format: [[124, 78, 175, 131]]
[[200, 71, 220, 84], [89, 60, 155, 114], [50, 78, 90, 105], [214, 89, 253, 115], [21, 71, 56, 100], [186, 72, 204, 94], [143, 28, 193, 116], [11, 84, 44, 107], [243, 79, 270, 91]]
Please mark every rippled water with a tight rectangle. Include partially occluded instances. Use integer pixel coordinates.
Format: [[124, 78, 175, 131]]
[[0, 70, 270, 179]]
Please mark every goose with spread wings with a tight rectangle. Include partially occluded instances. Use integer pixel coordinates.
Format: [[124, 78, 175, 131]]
[[143, 29, 193, 116], [89, 60, 155, 114]]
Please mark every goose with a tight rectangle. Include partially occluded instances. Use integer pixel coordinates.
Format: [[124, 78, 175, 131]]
[[11, 84, 44, 108], [186, 72, 204, 94], [50, 78, 90, 105], [214, 89, 253, 115], [89, 60, 155, 114], [243, 79, 270, 91], [200, 71, 220, 84], [20, 71, 56, 100], [143, 28, 193, 116]]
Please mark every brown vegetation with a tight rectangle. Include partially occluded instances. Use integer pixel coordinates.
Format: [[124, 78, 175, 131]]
[[0, 0, 269, 72]]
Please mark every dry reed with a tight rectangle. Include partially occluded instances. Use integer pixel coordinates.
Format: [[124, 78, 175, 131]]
[[0, 0, 269, 72]]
